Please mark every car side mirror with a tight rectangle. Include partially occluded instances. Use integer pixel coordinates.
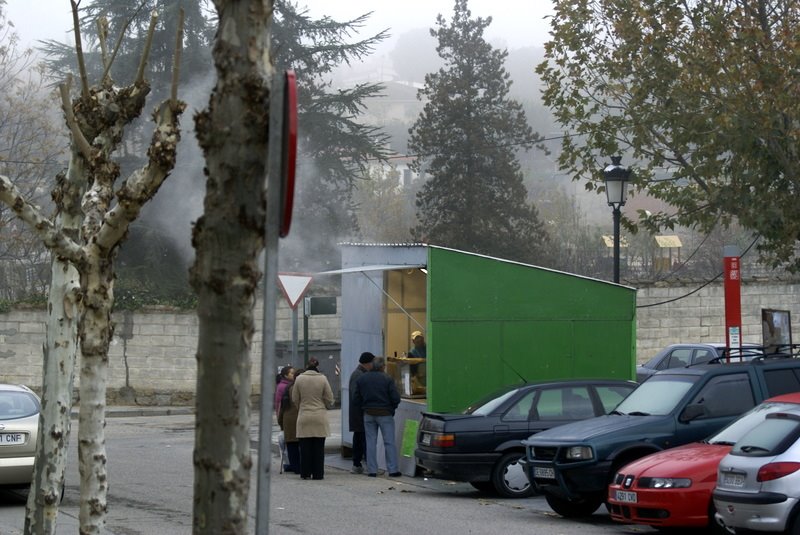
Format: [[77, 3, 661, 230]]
[[679, 404, 707, 422]]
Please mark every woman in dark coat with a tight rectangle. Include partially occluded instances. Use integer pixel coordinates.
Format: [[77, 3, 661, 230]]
[[278, 374, 300, 474]]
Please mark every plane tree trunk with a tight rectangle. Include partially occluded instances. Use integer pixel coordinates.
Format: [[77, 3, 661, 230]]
[[24, 155, 85, 535], [1, 7, 186, 534], [190, 1, 273, 532]]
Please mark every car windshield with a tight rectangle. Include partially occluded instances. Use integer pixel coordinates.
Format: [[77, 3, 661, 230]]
[[709, 401, 800, 444], [464, 387, 520, 415], [614, 375, 698, 416], [0, 391, 39, 419]]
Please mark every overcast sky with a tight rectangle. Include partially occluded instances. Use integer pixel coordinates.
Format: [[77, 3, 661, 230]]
[[7, 0, 555, 51]]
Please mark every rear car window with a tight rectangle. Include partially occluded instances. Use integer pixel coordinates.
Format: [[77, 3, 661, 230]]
[[503, 390, 536, 421], [0, 391, 39, 419], [731, 414, 800, 456], [466, 389, 518, 416], [712, 401, 800, 445]]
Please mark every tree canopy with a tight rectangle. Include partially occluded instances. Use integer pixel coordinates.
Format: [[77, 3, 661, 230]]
[[0, 7, 64, 300], [540, 0, 800, 269], [409, 0, 550, 265]]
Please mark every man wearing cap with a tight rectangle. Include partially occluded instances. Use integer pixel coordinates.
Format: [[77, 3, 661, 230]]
[[408, 331, 427, 381], [348, 352, 374, 474]]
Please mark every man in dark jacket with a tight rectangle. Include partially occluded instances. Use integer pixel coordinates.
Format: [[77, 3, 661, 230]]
[[353, 356, 402, 477], [348, 352, 374, 474]]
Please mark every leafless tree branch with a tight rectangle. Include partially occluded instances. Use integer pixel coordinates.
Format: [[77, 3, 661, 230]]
[[171, 8, 184, 106], [103, 0, 149, 83], [97, 17, 109, 74], [0, 175, 84, 265], [135, 11, 159, 86], [59, 76, 93, 161], [70, 0, 89, 98]]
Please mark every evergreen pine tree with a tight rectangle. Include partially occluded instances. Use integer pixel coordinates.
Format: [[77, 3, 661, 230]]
[[272, 1, 389, 272], [409, 0, 551, 265]]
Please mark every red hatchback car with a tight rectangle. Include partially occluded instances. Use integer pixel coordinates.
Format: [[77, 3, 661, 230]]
[[607, 392, 800, 532]]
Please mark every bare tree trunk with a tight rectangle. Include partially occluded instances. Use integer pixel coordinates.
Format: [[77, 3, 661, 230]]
[[24, 153, 86, 534], [3, 10, 183, 531], [76, 259, 114, 534], [0, 7, 183, 533], [191, 1, 273, 533]]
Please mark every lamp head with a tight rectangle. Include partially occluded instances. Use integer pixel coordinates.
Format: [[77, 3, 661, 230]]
[[603, 156, 631, 208]]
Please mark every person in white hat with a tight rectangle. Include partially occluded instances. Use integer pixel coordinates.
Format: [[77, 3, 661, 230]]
[[408, 331, 427, 383], [409, 331, 426, 359]]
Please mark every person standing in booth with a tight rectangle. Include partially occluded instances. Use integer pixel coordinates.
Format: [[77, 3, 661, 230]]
[[408, 330, 427, 384]]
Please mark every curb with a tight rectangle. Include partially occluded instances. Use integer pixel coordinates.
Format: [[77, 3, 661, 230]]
[[70, 407, 195, 419]]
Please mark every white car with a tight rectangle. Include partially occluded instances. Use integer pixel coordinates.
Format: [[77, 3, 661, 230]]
[[0, 384, 40, 488], [714, 405, 800, 533]]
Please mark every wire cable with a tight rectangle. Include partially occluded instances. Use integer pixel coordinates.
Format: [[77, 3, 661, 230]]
[[636, 235, 760, 309]]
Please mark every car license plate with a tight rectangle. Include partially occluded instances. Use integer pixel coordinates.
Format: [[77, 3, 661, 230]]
[[722, 472, 745, 488], [534, 466, 555, 479], [0, 433, 24, 445], [421, 433, 431, 446], [614, 490, 637, 503]]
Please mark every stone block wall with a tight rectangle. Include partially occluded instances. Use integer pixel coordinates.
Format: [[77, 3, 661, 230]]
[[636, 280, 800, 362], [0, 298, 341, 404], [0, 280, 797, 404]]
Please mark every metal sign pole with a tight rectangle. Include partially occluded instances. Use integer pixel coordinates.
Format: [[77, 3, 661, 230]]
[[291, 306, 299, 368], [255, 71, 285, 535]]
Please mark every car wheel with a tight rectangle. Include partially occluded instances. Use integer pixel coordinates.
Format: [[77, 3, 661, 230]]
[[789, 510, 800, 535], [490, 452, 536, 499], [469, 481, 496, 494], [544, 492, 603, 517]]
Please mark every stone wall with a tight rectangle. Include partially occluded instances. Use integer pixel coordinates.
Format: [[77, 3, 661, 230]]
[[0, 280, 797, 403], [636, 280, 800, 361], [0, 299, 341, 404]]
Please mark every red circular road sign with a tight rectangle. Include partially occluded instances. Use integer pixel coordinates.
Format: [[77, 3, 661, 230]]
[[279, 70, 297, 238]]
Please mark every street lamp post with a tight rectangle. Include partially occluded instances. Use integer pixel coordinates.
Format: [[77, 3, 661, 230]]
[[604, 156, 631, 284]]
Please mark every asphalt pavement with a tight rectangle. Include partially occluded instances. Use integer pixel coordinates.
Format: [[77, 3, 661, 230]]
[[0, 406, 346, 534]]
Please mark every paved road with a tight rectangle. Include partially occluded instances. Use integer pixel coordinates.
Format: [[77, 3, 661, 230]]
[[0, 410, 670, 534]]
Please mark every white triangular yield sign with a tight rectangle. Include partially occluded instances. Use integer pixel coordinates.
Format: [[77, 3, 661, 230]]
[[277, 273, 313, 309]]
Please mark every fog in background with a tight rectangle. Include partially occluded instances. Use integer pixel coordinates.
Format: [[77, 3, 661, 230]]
[[4, 0, 615, 277]]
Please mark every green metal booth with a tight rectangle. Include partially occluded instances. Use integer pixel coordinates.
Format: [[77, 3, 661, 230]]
[[337, 244, 636, 475]]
